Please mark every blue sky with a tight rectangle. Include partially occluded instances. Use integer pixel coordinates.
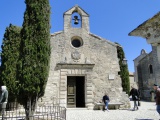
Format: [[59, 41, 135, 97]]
[[1, 0, 160, 72]]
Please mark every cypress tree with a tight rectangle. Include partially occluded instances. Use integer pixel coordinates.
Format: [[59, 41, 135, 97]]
[[18, 0, 50, 118], [116, 43, 130, 95], [0, 24, 21, 102]]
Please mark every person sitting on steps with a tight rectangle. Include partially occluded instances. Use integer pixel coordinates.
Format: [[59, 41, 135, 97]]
[[102, 93, 110, 111]]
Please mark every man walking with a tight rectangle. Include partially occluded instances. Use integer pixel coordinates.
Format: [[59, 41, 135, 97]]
[[129, 86, 140, 111], [153, 84, 160, 115]]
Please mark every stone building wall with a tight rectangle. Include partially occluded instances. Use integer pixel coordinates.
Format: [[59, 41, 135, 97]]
[[134, 46, 160, 100], [152, 46, 160, 85], [129, 72, 138, 90], [137, 52, 153, 100]]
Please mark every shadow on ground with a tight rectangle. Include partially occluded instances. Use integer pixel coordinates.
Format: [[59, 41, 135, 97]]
[[135, 118, 154, 120]]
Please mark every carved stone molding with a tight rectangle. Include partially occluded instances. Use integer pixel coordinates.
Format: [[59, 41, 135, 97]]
[[71, 50, 81, 62]]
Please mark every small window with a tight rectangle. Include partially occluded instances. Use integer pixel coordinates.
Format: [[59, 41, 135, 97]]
[[118, 71, 120, 75], [149, 64, 153, 74]]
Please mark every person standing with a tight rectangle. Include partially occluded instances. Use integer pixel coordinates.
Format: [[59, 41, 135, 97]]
[[102, 93, 110, 111], [153, 84, 160, 115], [0, 86, 8, 117], [0, 86, 8, 103], [129, 86, 140, 111]]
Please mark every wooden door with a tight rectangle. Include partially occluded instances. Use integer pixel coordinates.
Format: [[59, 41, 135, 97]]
[[67, 77, 76, 107]]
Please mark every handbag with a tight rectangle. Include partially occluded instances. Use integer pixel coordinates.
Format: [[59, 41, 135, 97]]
[[138, 100, 140, 106]]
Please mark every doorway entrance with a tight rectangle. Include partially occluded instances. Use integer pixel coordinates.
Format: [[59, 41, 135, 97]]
[[67, 76, 85, 108]]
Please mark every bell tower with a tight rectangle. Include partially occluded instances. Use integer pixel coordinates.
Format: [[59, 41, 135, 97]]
[[63, 5, 90, 32]]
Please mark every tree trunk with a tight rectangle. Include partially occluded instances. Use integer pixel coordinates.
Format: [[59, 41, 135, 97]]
[[25, 96, 37, 120]]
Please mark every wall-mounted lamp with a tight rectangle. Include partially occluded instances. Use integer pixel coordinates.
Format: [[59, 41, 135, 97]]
[[122, 58, 127, 65]]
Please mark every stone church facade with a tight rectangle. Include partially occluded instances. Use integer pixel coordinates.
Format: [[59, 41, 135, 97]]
[[129, 12, 160, 101], [42, 5, 130, 109]]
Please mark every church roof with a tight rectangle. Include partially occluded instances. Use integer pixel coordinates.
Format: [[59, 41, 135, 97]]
[[128, 11, 160, 39], [89, 33, 120, 47]]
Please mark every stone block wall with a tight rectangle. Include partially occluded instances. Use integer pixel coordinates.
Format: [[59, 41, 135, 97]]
[[41, 30, 130, 109]]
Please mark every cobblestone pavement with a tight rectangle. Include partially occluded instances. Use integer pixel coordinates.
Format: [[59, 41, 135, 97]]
[[66, 101, 160, 120]]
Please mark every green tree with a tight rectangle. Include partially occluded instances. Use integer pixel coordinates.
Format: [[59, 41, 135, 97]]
[[17, 0, 50, 119], [116, 43, 130, 95], [0, 24, 21, 102]]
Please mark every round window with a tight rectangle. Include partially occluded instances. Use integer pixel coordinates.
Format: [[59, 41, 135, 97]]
[[71, 37, 83, 48], [72, 39, 81, 47]]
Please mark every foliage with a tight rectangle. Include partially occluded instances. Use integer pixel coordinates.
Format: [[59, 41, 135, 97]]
[[0, 24, 21, 102], [115, 42, 130, 95], [17, 0, 51, 119]]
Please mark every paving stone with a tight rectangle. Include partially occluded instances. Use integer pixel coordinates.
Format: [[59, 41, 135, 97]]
[[66, 101, 159, 120]]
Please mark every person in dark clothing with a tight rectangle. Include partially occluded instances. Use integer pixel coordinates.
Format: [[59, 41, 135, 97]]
[[102, 93, 110, 111], [153, 84, 160, 115], [129, 86, 140, 111]]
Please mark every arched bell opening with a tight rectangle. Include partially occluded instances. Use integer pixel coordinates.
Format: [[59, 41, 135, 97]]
[[71, 12, 82, 28]]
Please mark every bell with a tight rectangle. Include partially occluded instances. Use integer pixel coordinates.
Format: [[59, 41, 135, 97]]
[[73, 15, 79, 25], [74, 19, 79, 25]]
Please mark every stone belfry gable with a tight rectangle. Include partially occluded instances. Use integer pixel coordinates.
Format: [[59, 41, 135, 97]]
[[63, 5, 90, 32], [64, 5, 89, 17]]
